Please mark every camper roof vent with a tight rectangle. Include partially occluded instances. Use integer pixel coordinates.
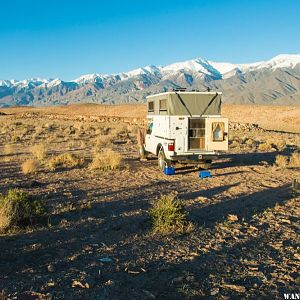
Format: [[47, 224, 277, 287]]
[[173, 87, 187, 92]]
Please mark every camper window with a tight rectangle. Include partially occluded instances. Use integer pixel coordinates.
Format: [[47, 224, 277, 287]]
[[148, 101, 154, 112], [212, 122, 225, 141], [159, 99, 167, 111], [147, 122, 153, 135]]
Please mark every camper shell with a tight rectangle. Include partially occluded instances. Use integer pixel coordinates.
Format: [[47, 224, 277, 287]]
[[143, 91, 228, 171]]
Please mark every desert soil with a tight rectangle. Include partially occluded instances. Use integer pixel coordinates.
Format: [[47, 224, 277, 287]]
[[0, 104, 299, 300]]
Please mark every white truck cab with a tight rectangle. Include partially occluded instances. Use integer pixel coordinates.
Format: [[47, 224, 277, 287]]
[[142, 90, 228, 171]]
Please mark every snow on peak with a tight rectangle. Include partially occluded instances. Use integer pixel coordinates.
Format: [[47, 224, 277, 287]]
[[0, 80, 15, 87], [73, 73, 109, 84], [256, 53, 300, 70], [47, 78, 62, 88], [1, 53, 300, 89]]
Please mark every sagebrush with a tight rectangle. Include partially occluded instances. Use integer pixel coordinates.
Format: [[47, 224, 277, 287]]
[[22, 159, 39, 174], [0, 189, 46, 232], [90, 149, 122, 171], [47, 153, 84, 170], [150, 194, 193, 234]]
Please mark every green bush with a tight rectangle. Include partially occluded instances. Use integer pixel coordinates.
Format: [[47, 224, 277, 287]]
[[150, 194, 193, 234], [0, 189, 46, 232]]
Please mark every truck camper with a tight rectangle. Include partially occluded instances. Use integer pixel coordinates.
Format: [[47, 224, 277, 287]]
[[141, 90, 229, 171]]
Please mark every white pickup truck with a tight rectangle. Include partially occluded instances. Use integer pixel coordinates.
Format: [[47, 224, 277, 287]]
[[141, 90, 229, 171]]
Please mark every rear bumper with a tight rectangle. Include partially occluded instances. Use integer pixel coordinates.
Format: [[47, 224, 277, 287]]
[[170, 152, 218, 162]]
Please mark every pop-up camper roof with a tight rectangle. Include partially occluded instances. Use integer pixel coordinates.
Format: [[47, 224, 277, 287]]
[[146, 91, 222, 116]]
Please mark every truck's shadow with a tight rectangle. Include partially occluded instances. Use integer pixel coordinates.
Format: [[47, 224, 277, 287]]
[[189, 183, 291, 227]]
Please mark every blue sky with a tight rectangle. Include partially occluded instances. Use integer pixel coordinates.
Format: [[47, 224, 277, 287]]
[[1, 0, 300, 80]]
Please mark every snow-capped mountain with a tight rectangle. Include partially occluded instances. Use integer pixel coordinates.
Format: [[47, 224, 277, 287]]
[[1, 54, 300, 107]]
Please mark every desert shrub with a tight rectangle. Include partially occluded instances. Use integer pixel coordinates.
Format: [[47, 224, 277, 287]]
[[90, 149, 122, 171], [245, 138, 254, 147], [258, 142, 274, 152], [44, 123, 56, 132], [111, 123, 128, 138], [11, 134, 21, 143], [4, 144, 14, 155], [150, 194, 193, 234], [272, 139, 286, 151], [230, 140, 240, 149], [31, 144, 47, 161], [47, 153, 84, 170], [290, 152, 300, 167], [35, 126, 44, 136], [128, 124, 139, 135], [22, 159, 39, 174], [275, 155, 289, 168], [0, 189, 46, 232], [94, 135, 113, 149]]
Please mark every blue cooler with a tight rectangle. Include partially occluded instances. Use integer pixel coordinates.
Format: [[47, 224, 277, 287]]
[[164, 166, 175, 175], [199, 170, 211, 179]]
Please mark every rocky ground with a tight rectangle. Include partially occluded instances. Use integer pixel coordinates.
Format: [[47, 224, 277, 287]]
[[0, 107, 299, 300]]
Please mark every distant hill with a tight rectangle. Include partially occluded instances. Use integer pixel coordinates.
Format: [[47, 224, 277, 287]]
[[1, 54, 300, 107]]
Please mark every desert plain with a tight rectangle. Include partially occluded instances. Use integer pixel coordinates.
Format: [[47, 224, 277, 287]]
[[0, 103, 299, 299]]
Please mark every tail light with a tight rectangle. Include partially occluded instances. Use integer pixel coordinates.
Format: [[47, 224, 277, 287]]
[[168, 142, 175, 151]]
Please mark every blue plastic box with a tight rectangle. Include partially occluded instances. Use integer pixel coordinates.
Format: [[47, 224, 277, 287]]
[[164, 166, 175, 175], [199, 170, 211, 179]]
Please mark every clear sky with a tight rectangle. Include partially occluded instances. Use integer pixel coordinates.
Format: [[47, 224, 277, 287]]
[[1, 0, 300, 80]]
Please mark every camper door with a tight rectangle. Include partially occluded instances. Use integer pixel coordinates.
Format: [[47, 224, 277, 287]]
[[205, 117, 229, 151]]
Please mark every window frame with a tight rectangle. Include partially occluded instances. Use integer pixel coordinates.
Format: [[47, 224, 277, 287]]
[[212, 122, 225, 142], [159, 98, 168, 112], [148, 101, 154, 112]]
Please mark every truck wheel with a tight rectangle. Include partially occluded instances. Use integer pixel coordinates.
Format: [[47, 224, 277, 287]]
[[158, 149, 167, 172]]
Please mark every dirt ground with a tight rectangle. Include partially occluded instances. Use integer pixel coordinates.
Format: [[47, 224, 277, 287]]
[[0, 105, 299, 299]]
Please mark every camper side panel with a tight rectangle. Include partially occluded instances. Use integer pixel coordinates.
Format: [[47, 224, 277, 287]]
[[168, 116, 188, 153]]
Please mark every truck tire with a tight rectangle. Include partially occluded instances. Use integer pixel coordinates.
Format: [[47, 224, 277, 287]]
[[158, 149, 167, 172]]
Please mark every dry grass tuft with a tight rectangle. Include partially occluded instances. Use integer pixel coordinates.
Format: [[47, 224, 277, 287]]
[[150, 194, 194, 234], [47, 153, 84, 171], [258, 142, 274, 152], [22, 159, 39, 174], [90, 149, 122, 171], [30, 144, 47, 161], [245, 138, 254, 147], [4, 144, 14, 155], [0, 189, 46, 232], [290, 152, 300, 167], [272, 139, 286, 151], [94, 135, 113, 149], [230, 140, 240, 149], [275, 155, 289, 168]]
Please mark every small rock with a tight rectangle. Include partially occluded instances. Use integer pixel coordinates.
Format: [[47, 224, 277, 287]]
[[47, 264, 55, 273], [227, 214, 238, 222], [104, 280, 114, 286], [72, 280, 89, 289], [186, 275, 194, 282], [210, 287, 219, 296], [173, 276, 184, 283], [99, 257, 113, 263], [143, 290, 156, 299], [222, 284, 246, 293]]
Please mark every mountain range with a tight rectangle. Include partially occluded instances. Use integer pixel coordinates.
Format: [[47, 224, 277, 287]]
[[1, 54, 300, 107]]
